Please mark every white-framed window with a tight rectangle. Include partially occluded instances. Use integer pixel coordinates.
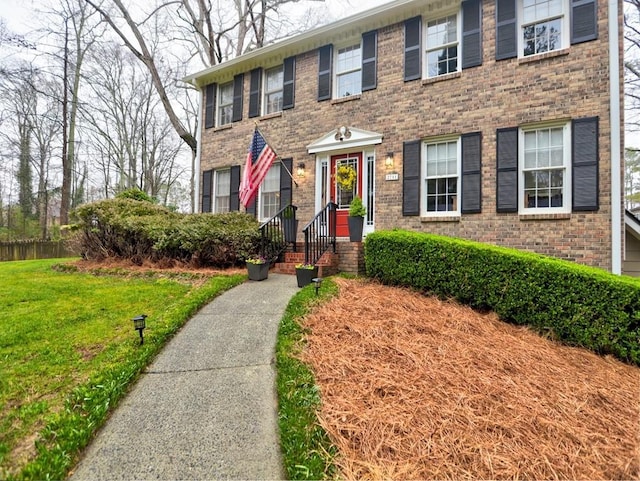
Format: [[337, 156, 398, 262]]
[[422, 137, 461, 215], [335, 44, 362, 97], [520, 0, 567, 57], [213, 168, 230, 213], [264, 65, 283, 114], [217, 81, 234, 126], [259, 163, 280, 220], [425, 14, 459, 78], [519, 122, 571, 213]]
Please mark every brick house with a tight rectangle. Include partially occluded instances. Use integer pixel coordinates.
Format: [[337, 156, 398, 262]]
[[184, 0, 624, 274]]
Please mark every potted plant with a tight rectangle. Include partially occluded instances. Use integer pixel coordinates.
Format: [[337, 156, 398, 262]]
[[281, 205, 298, 244], [295, 263, 319, 288], [348, 196, 366, 242], [246, 256, 270, 281]]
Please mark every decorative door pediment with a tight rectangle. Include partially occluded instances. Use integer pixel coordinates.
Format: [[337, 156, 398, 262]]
[[307, 126, 383, 154]]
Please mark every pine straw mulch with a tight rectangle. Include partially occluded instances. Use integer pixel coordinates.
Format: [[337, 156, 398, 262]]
[[300, 278, 640, 480]]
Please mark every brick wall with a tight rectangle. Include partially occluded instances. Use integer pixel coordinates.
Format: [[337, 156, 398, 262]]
[[199, 0, 622, 271]]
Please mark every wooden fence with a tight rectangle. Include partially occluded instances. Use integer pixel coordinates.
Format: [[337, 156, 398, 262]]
[[0, 240, 77, 262]]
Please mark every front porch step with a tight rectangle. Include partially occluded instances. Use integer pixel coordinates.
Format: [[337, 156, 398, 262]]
[[272, 241, 364, 276]]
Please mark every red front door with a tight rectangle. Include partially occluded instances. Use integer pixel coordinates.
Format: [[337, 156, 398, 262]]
[[331, 153, 363, 237]]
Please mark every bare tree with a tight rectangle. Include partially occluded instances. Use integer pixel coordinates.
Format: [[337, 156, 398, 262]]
[[625, 0, 640, 133], [81, 42, 185, 203], [80, 0, 326, 211]]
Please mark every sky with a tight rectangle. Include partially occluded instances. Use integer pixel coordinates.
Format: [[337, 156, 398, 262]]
[[0, 0, 395, 33]]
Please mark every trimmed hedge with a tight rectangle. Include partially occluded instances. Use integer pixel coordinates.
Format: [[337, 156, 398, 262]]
[[72, 199, 262, 267], [365, 230, 640, 366]]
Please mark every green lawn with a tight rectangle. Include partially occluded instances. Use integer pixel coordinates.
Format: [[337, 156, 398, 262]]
[[0, 259, 245, 480]]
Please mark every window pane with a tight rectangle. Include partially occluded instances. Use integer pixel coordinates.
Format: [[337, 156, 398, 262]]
[[337, 71, 361, 97], [219, 82, 234, 125], [261, 164, 281, 219], [427, 15, 457, 48], [214, 169, 231, 213], [266, 92, 283, 114], [337, 45, 361, 73], [266, 67, 283, 91]]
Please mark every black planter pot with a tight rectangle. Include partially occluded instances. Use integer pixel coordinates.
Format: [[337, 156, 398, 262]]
[[283, 218, 299, 243], [348, 216, 364, 242], [247, 262, 269, 281], [295, 267, 319, 288]]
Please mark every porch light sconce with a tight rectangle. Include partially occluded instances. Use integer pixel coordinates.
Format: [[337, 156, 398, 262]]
[[297, 162, 306, 177], [385, 152, 394, 169], [132, 314, 147, 345], [312, 277, 323, 296]]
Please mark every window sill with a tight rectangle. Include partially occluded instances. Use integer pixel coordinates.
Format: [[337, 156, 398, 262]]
[[331, 94, 361, 105], [519, 212, 571, 221], [422, 71, 461, 86], [258, 112, 282, 121], [518, 48, 570, 65], [213, 124, 233, 132], [420, 215, 461, 223]]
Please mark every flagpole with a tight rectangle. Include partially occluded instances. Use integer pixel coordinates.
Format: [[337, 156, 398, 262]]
[[254, 123, 298, 188]]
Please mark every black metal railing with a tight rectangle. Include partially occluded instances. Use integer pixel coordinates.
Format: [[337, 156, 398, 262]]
[[258, 205, 298, 262], [302, 202, 337, 265]]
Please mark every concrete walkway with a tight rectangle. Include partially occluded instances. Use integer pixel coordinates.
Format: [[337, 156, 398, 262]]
[[70, 273, 299, 481]]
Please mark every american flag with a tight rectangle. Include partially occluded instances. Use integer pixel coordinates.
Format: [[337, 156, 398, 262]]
[[239, 129, 277, 208]]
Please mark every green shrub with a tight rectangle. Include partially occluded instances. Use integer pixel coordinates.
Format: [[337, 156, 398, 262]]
[[115, 188, 156, 203], [72, 199, 262, 267], [365, 230, 640, 366]]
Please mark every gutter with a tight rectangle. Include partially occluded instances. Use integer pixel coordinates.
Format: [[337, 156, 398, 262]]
[[610, 0, 622, 274], [193, 86, 204, 213]]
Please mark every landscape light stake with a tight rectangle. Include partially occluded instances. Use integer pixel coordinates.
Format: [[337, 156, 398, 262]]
[[132, 314, 147, 345], [312, 277, 323, 296]]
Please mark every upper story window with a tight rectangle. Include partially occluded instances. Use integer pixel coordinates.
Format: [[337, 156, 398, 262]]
[[495, 0, 594, 61], [264, 66, 284, 114], [218, 81, 234, 126], [521, 0, 566, 56], [426, 14, 459, 78], [336, 44, 362, 97], [214, 169, 231, 213], [520, 123, 570, 213], [422, 138, 461, 214], [318, 31, 377, 102]]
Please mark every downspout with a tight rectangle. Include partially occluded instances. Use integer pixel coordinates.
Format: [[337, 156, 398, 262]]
[[192, 83, 204, 214], [609, 0, 622, 274]]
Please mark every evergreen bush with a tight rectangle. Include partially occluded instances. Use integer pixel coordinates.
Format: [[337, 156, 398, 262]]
[[72, 198, 262, 267]]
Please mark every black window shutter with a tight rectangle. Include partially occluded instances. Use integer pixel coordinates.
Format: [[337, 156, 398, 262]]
[[461, 132, 482, 213], [572, 117, 599, 211], [404, 16, 422, 81], [283, 56, 296, 110], [204, 84, 216, 129], [202, 170, 213, 212], [230, 166, 240, 212], [280, 158, 293, 208], [495, 0, 517, 60], [248, 68, 262, 118], [232, 73, 243, 122], [462, 0, 483, 69], [571, 0, 597, 44], [362, 30, 378, 91], [318, 45, 333, 101], [403, 140, 421, 216], [496, 127, 518, 212]]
